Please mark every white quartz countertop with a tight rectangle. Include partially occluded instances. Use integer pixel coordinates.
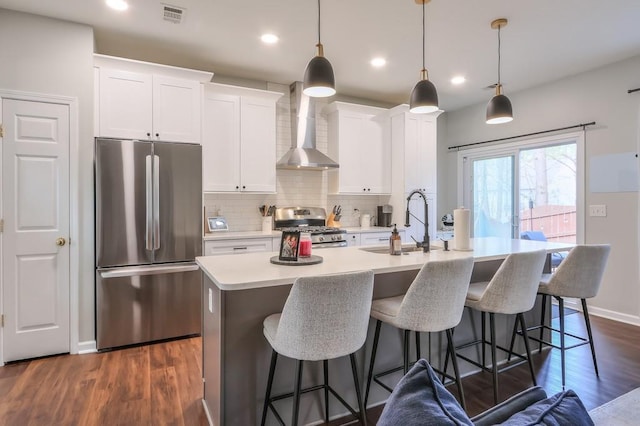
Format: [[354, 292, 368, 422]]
[[196, 237, 574, 291], [202, 226, 397, 241]]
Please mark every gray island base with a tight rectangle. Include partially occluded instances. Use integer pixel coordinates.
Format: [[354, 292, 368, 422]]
[[197, 237, 573, 425]]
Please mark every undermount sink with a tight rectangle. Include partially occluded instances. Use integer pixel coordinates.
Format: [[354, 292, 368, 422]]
[[359, 244, 440, 254]]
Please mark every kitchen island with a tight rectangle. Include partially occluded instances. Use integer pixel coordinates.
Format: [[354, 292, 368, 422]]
[[196, 237, 573, 426]]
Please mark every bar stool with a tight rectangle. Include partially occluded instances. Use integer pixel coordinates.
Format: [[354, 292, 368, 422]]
[[451, 249, 547, 405], [260, 270, 374, 426], [364, 257, 475, 410], [508, 244, 610, 389]]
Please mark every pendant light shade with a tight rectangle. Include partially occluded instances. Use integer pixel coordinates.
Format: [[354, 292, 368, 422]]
[[303, 0, 336, 97], [486, 18, 513, 124], [409, 0, 439, 114]]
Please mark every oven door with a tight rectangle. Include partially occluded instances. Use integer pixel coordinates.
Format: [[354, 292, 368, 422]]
[[313, 241, 348, 249]]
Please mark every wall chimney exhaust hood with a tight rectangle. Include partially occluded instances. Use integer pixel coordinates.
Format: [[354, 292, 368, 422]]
[[276, 82, 339, 170]]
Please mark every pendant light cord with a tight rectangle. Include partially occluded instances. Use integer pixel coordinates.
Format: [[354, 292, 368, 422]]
[[421, 0, 425, 70], [317, 0, 321, 44], [497, 25, 502, 85]]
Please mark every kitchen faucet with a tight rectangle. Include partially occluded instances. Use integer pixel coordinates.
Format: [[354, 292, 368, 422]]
[[405, 189, 430, 252]]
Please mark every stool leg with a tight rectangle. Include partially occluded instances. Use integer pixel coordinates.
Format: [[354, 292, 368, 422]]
[[364, 320, 382, 407], [446, 328, 466, 411], [323, 359, 330, 422], [415, 332, 421, 361], [403, 330, 410, 375], [558, 296, 566, 390], [518, 313, 537, 386], [481, 311, 487, 368], [489, 313, 498, 405], [507, 316, 519, 362], [442, 330, 451, 382], [292, 360, 304, 426], [260, 350, 278, 426], [350, 353, 368, 426], [539, 294, 547, 353], [581, 298, 599, 376]]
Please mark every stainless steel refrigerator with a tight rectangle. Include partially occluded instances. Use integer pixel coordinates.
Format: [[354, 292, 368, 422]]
[[95, 138, 202, 350]]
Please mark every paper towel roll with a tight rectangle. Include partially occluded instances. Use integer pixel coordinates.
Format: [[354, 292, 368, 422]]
[[453, 208, 471, 250]]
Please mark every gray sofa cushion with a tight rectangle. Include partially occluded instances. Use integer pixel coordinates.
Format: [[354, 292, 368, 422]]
[[377, 359, 473, 426], [499, 389, 594, 425]]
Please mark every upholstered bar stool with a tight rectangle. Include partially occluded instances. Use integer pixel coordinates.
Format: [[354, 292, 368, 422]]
[[452, 249, 547, 405], [261, 270, 374, 426], [509, 244, 611, 389], [364, 257, 475, 410]]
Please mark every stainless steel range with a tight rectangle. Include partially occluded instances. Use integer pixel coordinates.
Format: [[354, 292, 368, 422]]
[[274, 207, 347, 248]]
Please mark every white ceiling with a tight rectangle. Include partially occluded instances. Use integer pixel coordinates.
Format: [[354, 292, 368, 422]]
[[2, 0, 639, 111]]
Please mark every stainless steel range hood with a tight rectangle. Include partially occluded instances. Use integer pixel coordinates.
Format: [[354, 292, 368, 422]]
[[276, 81, 339, 170]]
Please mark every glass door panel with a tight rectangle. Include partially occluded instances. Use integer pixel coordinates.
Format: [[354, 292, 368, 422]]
[[472, 156, 515, 238]]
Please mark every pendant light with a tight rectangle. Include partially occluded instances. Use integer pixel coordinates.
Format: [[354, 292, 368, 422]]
[[409, 0, 439, 114], [303, 0, 336, 97], [486, 18, 513, 124]]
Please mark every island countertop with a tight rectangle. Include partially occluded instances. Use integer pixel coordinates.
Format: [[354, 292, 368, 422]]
[[196, 237, 573, 291]]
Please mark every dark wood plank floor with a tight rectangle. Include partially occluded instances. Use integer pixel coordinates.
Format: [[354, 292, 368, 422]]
[[0, 312, 638, 425]]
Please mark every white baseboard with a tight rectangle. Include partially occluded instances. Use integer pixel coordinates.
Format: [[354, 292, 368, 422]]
[[563, 300, 640, 327], [77, 340, 97, 354]]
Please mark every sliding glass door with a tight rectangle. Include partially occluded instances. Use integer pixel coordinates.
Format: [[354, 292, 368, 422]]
[[461, 134, 580, 243]]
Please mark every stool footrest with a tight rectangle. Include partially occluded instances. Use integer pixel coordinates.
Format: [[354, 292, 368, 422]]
[[518, 324, 591, 350], [267, 383, 360, 423]]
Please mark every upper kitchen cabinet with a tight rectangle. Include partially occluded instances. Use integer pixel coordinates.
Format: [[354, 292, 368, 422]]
[[325, 102, 390, 195], [94, 54, 213, 143], [202, 83, 282, 193]]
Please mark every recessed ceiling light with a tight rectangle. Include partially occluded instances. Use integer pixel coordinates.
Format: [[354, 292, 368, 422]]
[[261, 34, 279, 44], [106, 0, 128, 11], [370, 57, 387, 68], [451, 76, 466, 85]]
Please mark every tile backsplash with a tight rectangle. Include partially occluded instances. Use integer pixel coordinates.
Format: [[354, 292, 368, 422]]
[[203, 82, 390, 232]]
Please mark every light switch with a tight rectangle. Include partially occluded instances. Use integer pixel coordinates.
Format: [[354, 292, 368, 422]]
[[589, 205, 607, 217]]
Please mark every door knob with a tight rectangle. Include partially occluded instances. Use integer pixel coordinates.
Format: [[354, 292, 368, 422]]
[[56, 237, 66, 246]]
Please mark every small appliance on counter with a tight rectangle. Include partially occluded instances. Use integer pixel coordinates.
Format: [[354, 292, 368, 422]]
[[207, 216, 229, 232], [377, 204, 393, 227]]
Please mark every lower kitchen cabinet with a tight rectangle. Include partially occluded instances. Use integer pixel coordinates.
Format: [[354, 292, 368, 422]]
[[203, 238, 273, 256]]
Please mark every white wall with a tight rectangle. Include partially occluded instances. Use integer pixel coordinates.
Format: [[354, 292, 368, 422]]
[[0, 9, 95, 343], [440, 55, 640, 324]]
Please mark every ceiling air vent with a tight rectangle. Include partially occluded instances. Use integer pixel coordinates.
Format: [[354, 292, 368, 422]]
[[162, 4, 185, 24]]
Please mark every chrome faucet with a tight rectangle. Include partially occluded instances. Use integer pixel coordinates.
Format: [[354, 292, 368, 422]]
[[405, 189, 430, 252]]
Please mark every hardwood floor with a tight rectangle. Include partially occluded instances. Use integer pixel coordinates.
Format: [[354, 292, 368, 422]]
[[0, 312, 638, 425]]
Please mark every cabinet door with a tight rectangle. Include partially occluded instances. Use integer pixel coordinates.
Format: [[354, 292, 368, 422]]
[[405, 116, 436, 194], [337, 112, 367, 193], [99, 68, 152, 139], [153, 76, 202, 143], [240, 97, 276, 192], [363, 117, 390, 194], [202, 93, 241, 192]]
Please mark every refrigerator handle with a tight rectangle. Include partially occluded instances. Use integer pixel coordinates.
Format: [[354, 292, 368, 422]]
[[145, 155, 153, 251], [99, 264, 200, 278], [153, 154, 160, 250]]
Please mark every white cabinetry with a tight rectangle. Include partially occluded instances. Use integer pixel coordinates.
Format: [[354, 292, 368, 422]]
[[202, 83, 282, 193], [325, 102, 390, 194], [389, 105, 442, 244], [346, 233, 361, 247], [94, 55, 212, 143], [204, 238, 273, 256]]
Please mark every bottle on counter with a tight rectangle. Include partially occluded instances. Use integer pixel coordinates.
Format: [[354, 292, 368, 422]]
[[390, 224, 402, 255], [299, 233, 312, 257]]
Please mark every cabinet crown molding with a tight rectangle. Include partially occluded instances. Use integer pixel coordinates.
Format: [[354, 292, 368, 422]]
[[203, 82, 283, 100], [94, 54, 213, 82]]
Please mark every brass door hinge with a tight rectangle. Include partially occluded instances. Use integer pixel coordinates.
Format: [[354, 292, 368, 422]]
[[1, 314, 4, 327], [0, 218, 3, 233], [0, 124, 3, 138]]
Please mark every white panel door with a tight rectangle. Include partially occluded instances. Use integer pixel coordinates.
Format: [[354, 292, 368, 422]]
[[153, 76, 202, 143], [99, 68, 152, 139], [2, 98, 70, 362]]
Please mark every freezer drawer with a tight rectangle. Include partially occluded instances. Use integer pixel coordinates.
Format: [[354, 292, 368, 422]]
[[97, 263, 201, 350]]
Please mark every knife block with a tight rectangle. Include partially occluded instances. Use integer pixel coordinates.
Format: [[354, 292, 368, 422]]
[[327, 213, 341, 228]]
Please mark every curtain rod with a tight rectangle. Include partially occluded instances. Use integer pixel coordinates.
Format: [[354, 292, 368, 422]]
[[447, 121, 596, 151], [628, 88, 640, 94]]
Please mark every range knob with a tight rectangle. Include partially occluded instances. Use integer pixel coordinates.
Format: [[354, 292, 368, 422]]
[[319, 236, 325, 242]]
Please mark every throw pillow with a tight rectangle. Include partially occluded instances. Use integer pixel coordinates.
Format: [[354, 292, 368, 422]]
[[378, 359, 473, 426], [500, 389, 594, 425]]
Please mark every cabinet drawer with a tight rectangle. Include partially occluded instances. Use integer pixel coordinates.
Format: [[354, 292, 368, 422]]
[[204, 238, 273, 255], [359, 232, 392, 246]]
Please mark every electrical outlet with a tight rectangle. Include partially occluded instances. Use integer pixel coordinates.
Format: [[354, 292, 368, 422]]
[[589, 205, 607, 217]]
